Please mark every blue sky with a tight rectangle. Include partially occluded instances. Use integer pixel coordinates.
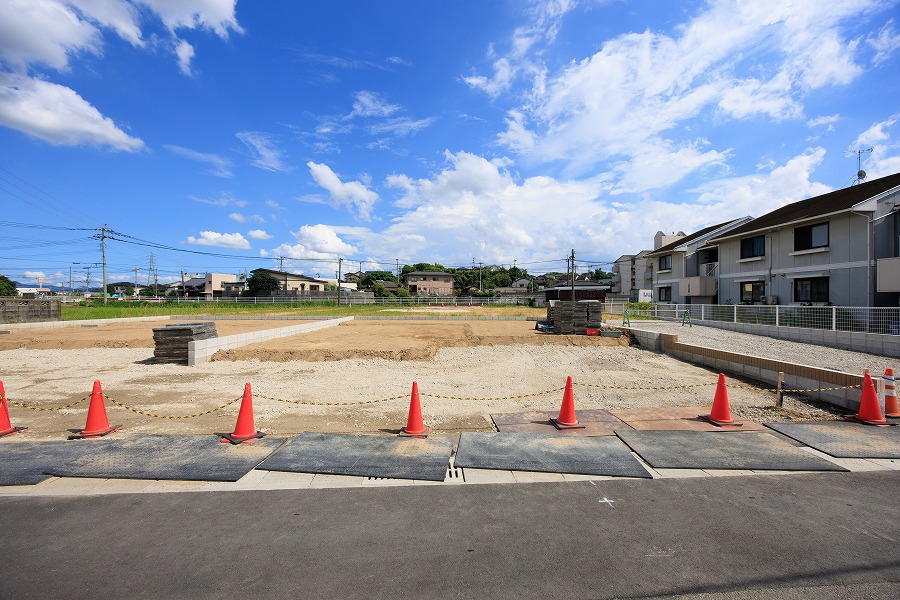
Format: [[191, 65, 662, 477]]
[[2, 0, 900, 288]]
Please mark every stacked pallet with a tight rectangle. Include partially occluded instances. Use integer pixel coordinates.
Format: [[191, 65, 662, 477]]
[[587, 303, 604, 329], [152, 322, 218, 364], [548, 301, 587, 334]]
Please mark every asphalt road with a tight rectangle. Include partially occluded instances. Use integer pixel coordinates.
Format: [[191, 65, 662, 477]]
[[1, 471, 898, 599]]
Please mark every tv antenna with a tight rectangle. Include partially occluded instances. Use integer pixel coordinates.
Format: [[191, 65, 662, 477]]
[[853, 147, 872, 184]]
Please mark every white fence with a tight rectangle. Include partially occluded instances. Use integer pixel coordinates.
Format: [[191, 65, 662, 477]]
[[606, 302, 900, 336]]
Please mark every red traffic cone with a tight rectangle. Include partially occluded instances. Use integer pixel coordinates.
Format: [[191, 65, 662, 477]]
[[0, 380, 27, 438], [69, 380, 122, 439], [550, 376, 585, 429], [884, 368, 899, 419], [699, 374, 742, 427], [221, 383, 265, 444], [399, 381, 430, 437], [850, 373, 888, 426]]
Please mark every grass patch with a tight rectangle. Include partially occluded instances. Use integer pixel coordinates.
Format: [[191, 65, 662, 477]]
[[61, 300, 545, 321]]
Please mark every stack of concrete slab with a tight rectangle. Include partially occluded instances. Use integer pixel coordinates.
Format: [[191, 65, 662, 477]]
[[152, 322, 217, 364], [548, 301, 586, 334]]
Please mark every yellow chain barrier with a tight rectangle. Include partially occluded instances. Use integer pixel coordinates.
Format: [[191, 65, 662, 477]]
[[5, 394, 86, 411], [104, 395, 242, 420], [1, 379, 866, 421]]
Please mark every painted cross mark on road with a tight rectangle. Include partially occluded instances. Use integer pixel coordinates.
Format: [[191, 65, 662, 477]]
[[598, 497, 615, 507]]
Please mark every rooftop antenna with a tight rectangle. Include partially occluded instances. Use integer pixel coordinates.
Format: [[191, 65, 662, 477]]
[[853, 148, 872, 184]]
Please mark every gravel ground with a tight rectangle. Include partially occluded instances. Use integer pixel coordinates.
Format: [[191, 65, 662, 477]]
[[609, 319, 896, 375]]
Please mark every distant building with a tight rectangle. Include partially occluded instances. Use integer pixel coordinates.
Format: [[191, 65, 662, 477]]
[[250, 268, 327, 295], [402, 271, 455, 296]]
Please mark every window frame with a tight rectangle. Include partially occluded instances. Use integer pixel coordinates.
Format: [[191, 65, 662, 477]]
[[657, 286, 672, 302], [740, 281, 765, 303], [740, 235, 766, 259], [794, 222, 829, 252], [793, 277, 829, 303], [658, 255, 672, 271]]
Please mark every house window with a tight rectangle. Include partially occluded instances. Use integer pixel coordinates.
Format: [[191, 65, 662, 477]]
[[740, 235, 765, 259], [740, 281, 764, 303], [658, 255, 672, 271], [794, 222, 829, 251], [658, 286, 672, 302], [794, 277, 829, 303]]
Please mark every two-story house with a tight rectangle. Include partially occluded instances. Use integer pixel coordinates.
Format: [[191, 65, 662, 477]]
[[611, 232, 686, 298], [646, 217, 753, 304], [705, 172, 900, 307], [250, 268, 327, 295], [402, 271, 454, 296]]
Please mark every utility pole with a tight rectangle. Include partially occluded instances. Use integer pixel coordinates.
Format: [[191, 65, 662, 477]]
[[181, 270, 187, 298], [396, 259, 400, 282], [570, 249, 576, 300], [478, 262, 483, 292], [84, 266, 92, 297], [101, 225, 108, 305], [336, 257, 343, 306], [133, 267, 140, 298], [278, 256, 285, 272]]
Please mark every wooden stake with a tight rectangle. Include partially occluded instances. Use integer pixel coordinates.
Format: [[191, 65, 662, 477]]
[[776, 371, 784, 408]]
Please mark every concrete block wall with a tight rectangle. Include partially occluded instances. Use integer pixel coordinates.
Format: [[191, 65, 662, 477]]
[[627, 329, 867, 411], [692, 320, 899, 358], [187, 317, 352, 365], [1, 299, 62, 324]]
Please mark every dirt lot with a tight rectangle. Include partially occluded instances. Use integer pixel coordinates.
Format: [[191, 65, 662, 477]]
[[0, 318, 843, 440]]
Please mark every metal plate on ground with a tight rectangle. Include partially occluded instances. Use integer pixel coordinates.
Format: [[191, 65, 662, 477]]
[[44, 435, 285, 481], [610, 407, 767, 431], [257, 432, 454, 481], [491, 409, 631, 436], [0, 441, 95, 486], [765, 421, 900, 458], [454, 432, 652, 478], [615, 430, 847, 471]]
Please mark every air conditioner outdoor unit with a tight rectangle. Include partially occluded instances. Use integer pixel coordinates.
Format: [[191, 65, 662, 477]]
[[762, 295, 779, 305]]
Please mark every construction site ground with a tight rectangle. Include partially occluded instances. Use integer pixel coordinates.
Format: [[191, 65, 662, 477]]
[[0, 316, 866, 442]]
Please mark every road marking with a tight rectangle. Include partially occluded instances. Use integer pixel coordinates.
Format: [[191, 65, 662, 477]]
[[598, 497, 615, 507]]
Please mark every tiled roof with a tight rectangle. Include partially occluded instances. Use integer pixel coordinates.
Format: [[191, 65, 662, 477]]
[[708, 171, 900, 242], [647, 219, 746, 256]]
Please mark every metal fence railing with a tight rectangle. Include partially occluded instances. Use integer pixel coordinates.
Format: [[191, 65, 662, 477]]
[[605, 302, 900, 335], [57, 294, 536, 306]]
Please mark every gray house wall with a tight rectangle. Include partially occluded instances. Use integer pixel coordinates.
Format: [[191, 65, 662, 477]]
[[717, 189, 900, 306]]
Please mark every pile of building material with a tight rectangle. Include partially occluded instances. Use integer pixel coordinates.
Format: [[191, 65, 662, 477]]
[[152, 322, 217, 364], [546, 301, 604, 334]]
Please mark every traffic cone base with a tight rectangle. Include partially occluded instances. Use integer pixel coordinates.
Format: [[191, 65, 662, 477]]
[[399, 381, 429, 437], [0, 380, 26, 437], [851, 373, 888, 426], [550, 376, 584, 429], [69, 380, 122, 440], [221, 383, 263, 444], [69, 424, 122, 440], [700, 374, 742, 427]]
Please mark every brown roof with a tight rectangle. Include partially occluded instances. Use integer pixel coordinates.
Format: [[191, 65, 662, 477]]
[[708, 171, 900, 242]]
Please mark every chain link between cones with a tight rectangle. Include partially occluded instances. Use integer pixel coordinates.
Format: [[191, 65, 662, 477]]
[[0, 379, 868, 421]]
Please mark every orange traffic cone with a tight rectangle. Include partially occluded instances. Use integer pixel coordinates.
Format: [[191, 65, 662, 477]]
[[69, 380, 122, 439], [884, 368, 899, 419], [699, 374, 742, 427], [850, 373, 888, 425], [0, 380, 27, 438], [221, 383, 265, 444], [399, 381, 430, 437], [551, 376, 585, 429]]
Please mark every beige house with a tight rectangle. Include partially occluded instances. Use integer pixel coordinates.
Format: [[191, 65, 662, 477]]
[[250, 268, 326, 295], [177, 273, 236, 298], [403, 271, 455, 296]]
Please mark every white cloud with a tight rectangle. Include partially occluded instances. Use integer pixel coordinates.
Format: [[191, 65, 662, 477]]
[[175, 39, 195, 75], [136, 0, 243, 38], [23, 271, 47, 280], [305, 162, 379, 220], [247, 229, 272, 240], [228, 212, 246, 223], [0, 0, 102, 71], [265, 199, 285, 210], [189, 191, 246, 207], [165, 144, 232, 177], [185, 231, 250, 248], [867, 20, 900, 66], [0, 73, 144, 151], [266, 224, 357, 261], [807, 114, 840, 131], [368, 116, 436, 137], [852, 116, 900, 180], [236, 131, 292, 172], [347, 91, 399, 118], [488, 0, 886, 183]]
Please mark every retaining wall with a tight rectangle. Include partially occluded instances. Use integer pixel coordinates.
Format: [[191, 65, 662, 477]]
[[625, 328, 868, 411], [0, 299, 61, 324], [187, 317, 352, 365], [691, 319, 900, 359]]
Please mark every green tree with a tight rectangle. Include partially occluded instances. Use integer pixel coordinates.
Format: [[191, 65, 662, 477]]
[[246, 271, 282, 296], [359, 270, 398, 288], [0, 274, 16, 296], [394, 286, 411, 298]]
